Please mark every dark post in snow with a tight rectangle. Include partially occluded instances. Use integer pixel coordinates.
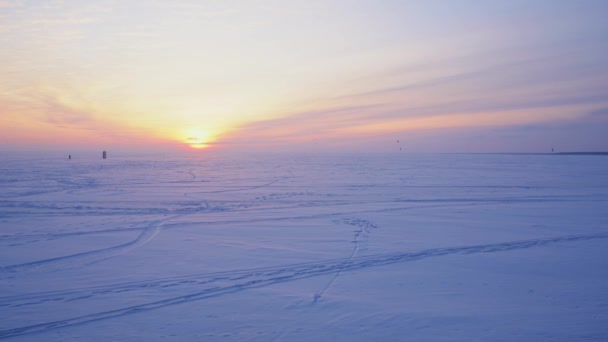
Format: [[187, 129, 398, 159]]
[[102, 151, 107, 159]]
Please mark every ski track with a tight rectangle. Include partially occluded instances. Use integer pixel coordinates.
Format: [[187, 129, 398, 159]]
[[0, 219, 166, 275], [184, 177, 286, 197], [0, 195, 601, 219], [0, 176, 292, 275], [1, 232, 608, 339], [1, 197, 598, 242], [313, 218, 377, 303], [0, 205, 220, 275], [186, 168, 196, 181]]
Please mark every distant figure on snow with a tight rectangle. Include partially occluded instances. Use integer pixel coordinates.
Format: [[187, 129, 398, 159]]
[[102, 151, 107, 159], [68, 155, 71, 160]]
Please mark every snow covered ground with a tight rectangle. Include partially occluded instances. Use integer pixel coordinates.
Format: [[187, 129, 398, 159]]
[[1, 152, 608, 341]]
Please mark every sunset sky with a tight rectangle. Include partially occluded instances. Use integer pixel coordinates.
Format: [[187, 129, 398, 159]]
[[1, 0, 607, 153]]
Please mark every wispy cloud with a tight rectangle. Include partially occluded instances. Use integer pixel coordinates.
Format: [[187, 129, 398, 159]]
[[2, 0, 607, 152], [0, 0, 22, 8], [42, 98, 95, 129], [589, 108, 608, 118], [220, 39, 608, 150]]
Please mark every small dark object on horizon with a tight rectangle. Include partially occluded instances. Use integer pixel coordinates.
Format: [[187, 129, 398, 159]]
[[102, 151, 107, 159]]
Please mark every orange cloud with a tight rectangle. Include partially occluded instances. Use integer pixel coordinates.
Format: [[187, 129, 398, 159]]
[[340, 104, 597, 136]]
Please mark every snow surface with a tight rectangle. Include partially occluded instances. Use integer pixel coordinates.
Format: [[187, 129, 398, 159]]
[[1, 153, 608, 341]]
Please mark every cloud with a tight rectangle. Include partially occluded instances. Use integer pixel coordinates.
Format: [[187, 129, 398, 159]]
[[40, 98, 95, 128], [1, 89, 145, 143], [589, 108, 608, 117], [0, 0, 23, 8], [0, 91, 98, 130], [218, 41, 608, 151]]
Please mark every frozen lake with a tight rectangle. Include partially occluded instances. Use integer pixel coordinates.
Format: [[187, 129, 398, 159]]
[[1, 153, 608, 341]]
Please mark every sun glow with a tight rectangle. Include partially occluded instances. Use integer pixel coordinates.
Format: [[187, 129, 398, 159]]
[[183, 130, 214, 150]]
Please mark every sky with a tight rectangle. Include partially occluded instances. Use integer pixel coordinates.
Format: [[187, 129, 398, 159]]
[[1, 0, 607, 154]]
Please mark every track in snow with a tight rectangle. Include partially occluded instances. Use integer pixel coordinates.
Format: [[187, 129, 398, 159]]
[[1, 232, 607, 339], [313, 218, 378, 303], [0, 220, 164, 275]]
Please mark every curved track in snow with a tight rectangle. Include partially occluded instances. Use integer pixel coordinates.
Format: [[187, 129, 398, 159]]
[[1, 232, 607, 339]]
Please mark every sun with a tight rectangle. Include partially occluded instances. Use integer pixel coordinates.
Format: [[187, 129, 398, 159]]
[[183, 130, 213, 149]]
